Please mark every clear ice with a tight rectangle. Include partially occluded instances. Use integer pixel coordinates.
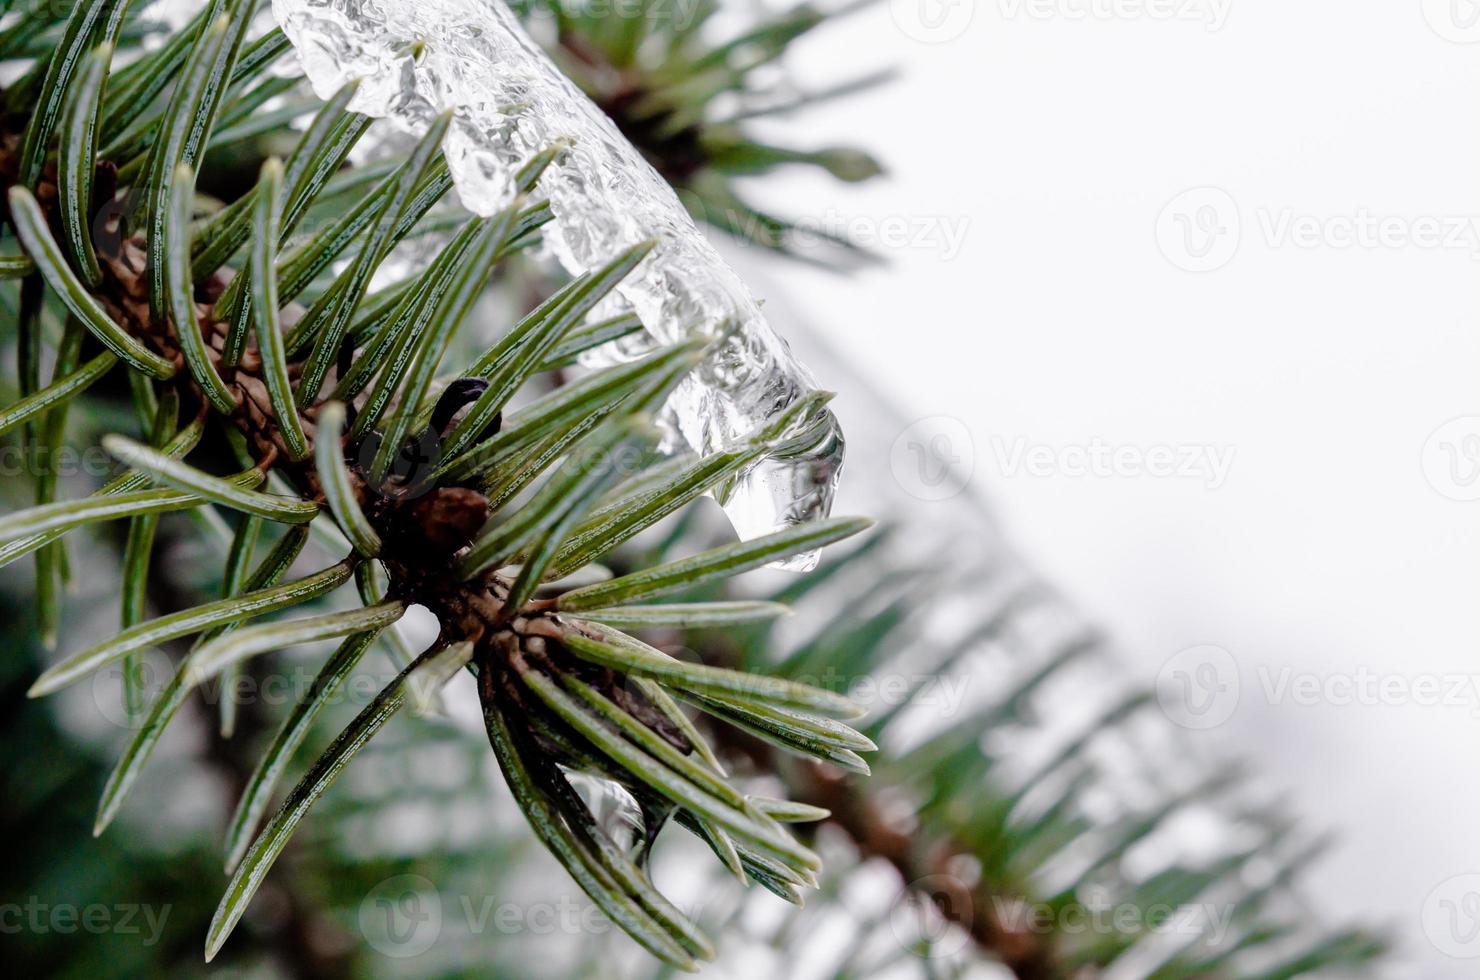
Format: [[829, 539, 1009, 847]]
[[271, 0, 845, 568]]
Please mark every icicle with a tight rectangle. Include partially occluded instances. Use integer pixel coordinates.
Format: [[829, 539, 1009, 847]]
[[271, 0, 845, 568]]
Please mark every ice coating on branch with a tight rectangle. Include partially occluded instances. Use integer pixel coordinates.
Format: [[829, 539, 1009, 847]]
[[270, 0, 844, 567]]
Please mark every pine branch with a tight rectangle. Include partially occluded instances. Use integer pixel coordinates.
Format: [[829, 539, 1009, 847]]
[[0, 1, 871, 967], [658, 523, 1388, 979], [0, 4, 1385, 978], [518, 0, 887, 267]]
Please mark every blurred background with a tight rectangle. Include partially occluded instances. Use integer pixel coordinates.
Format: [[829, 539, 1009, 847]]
[[730, 2, 1480, 975], [3, 0, 1472, 977]]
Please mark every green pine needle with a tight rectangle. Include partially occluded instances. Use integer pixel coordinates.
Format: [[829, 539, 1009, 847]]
[[27, 559, 355, 697]]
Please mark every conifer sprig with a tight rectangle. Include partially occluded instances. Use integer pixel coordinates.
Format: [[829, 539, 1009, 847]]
[[0, 4, 1391, 977], [0, 0, 869, 967]]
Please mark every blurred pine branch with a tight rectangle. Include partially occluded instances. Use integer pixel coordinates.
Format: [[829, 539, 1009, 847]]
[[515, 0, 889, 268]]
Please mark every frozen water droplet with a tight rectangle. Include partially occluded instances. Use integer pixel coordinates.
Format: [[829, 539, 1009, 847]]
[[564, 771, 647, 857], [271, 0, 845, 563]]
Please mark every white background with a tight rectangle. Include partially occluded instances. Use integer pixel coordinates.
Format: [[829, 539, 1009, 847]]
[[724, 1, 1480, 975]]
